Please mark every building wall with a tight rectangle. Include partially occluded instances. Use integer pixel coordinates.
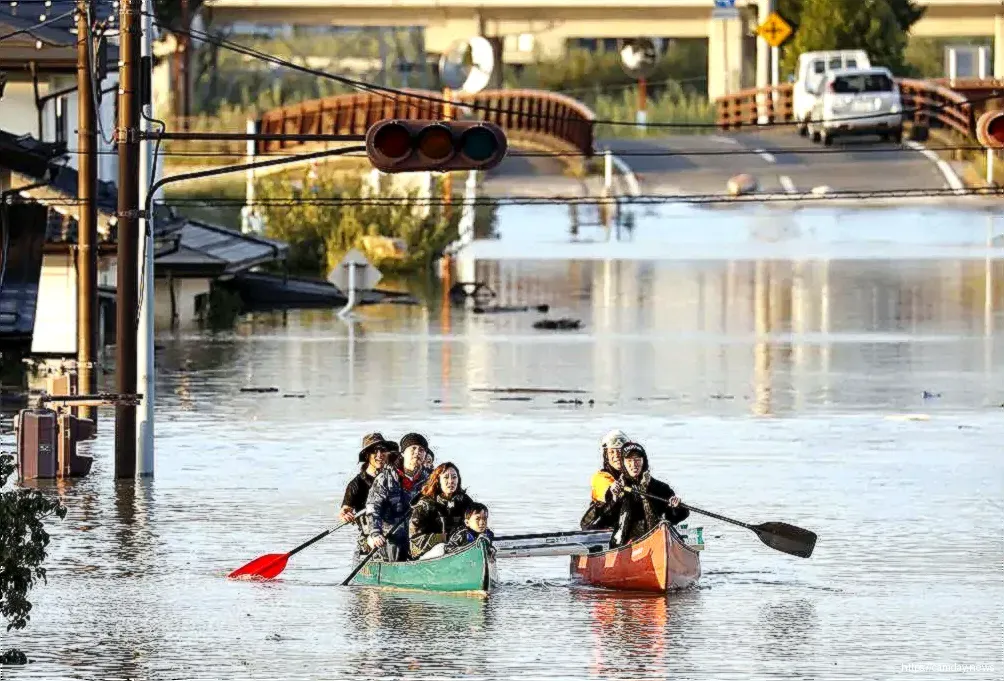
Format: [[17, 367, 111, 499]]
[[31, 252, 77, 355], [154, 277, 212, 329]]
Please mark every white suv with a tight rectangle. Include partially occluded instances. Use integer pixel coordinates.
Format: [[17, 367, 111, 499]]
[[793, 50, 870, 136], [806, 67, 903, 146]]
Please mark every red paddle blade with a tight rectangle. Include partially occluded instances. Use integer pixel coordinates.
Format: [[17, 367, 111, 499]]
[[228, 553, 289, 580]]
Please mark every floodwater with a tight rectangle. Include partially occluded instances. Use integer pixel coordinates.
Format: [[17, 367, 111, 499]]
[[2, 205, 1004, 681]]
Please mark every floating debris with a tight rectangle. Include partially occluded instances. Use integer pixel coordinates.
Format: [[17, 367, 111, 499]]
[[495, 397, 533, 402], [473, 304, 550, 314], [710, 394, 735, 400], [473, 387, 587, 395], [282, 393, 306, 399], [240, 387, 279, 394], [554, 398, 595, 406], [0, 649, 28, 665], [922, 390, 941, 399], [533, 318, 582, 331]]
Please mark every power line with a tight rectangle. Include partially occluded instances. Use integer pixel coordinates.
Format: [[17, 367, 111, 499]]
[[151, 14, 1004, 131], [13, 185, 1001, 208], [0, 8, 76, 44], [51, 143, 1004, 158]]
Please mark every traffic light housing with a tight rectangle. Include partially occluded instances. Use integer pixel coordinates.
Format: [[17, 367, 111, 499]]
[[365, 119, 508, 173], [976, 110, 1004, 149]]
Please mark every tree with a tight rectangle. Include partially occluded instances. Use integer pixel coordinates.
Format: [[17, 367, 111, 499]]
[[779, 0, 914, 77], [0, 454, 67, 662]]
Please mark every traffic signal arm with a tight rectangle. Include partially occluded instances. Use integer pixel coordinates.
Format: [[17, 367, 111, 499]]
[[365, 119, 509, 173]]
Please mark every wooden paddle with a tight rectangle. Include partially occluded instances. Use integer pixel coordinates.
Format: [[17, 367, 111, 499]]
[[229, 512, 367, 580], [341, 513, 412, 586], [627, 488, 817, 558]]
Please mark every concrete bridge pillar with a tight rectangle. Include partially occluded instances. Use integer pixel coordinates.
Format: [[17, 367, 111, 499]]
[[996, 14, 1004, 79], [708, 12, 745, 101]]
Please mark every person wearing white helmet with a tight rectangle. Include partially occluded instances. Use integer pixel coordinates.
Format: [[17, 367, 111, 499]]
[[580, 430, 630, 530]]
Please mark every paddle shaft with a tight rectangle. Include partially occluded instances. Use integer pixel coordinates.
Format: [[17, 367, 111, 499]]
[[625, 488, 753, 531], [341, 512, 410, 586]]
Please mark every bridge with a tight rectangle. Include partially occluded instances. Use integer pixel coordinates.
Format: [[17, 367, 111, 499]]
[[204, 0, 1004, 101]]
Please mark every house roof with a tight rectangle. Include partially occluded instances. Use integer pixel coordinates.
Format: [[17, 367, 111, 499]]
[[156, 219, 288, 277], [0, 129, 65, 178]]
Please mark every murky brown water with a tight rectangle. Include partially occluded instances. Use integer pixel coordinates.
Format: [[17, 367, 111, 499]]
[[2, 246, 1003, 679]]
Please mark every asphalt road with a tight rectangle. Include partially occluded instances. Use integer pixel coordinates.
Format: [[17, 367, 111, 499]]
[[597, 131, 956, 197]]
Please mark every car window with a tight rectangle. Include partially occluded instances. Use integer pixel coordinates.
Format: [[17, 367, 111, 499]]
[[828, 57, 842, 69], [812, 60, 825, 74], [845, 58, 858, 68], [831, 73, 894, 94]]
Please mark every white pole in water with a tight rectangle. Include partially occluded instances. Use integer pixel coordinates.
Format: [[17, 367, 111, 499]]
[[136, 0, 155, 477], [338, 263, 358, 318], [604, 149, 613, 194]]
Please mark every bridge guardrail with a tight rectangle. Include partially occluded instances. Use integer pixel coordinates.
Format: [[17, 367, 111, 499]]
[[256, 89, 596, 157], [715, 78, 1003, 139]]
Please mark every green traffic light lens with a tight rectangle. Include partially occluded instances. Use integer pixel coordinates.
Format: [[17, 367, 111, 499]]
[[460, 126, 498, 162], [373, 123, 412, 160], [417, 126, 454, 161]]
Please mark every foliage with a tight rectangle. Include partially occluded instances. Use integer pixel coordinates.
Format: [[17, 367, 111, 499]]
[[779, 0, 916, 77], [153, 0, 205, 29], [256, 169, 470, 276], [593, 85, 715, 138], [0, 454, 67, 638]]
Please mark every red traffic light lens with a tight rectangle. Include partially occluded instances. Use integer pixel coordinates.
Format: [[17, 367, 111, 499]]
[[460, 126, 498, 162], [417, 125, 454, 161], [372, 123, 412, 160]]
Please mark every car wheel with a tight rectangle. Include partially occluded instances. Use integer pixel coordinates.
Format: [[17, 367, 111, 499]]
[[890, 129, 903, 144], [879, 132, 889, 142], [798, 123, 808, 137], [822, 131, 833, 147], [810, 128, 821, 143]]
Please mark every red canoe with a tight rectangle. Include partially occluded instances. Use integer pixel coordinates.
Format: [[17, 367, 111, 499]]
[[570, 522, 701, 592]]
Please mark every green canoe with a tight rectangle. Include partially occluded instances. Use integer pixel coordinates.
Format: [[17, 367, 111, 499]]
[[351, 537, 497, 594]]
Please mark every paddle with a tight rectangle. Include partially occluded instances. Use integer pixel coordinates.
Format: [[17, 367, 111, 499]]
[[228, 512, 367, 580], [626, 488, 817, 558], [341, 513, 412, 586]]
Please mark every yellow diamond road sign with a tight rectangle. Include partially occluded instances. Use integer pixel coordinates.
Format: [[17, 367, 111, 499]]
[[756, 11, 793, 49]]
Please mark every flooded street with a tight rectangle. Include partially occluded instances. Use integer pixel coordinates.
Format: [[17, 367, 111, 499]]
[[3, 206, 1004, 680]]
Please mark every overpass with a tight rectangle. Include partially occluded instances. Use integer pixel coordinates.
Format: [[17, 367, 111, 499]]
[[203, 0, 1004, 101]]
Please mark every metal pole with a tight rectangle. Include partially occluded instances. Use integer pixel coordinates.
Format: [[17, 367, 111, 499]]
[[116, 0, 140, 478], [76, 0, 98, 424], [338, 263, 357, 318], [636, 77, 647, 128], [136, 0, 154, 476], [242, 118, 256, 234]]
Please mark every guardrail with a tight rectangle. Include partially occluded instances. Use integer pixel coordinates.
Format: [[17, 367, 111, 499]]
[[256, 89, 596, 156], [715, 78, 1003, 139]]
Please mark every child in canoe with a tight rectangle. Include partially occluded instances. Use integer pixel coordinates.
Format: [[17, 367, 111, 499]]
[[445, 502, 495, 553]]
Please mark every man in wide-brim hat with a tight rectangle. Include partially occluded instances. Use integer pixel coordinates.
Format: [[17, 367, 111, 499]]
[[339, 433, 399, 526]]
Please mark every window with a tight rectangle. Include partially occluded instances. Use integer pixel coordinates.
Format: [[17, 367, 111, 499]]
[[831, 73, 894, 94], [812, 60, 826, 74], [54, 96, 67, 145]]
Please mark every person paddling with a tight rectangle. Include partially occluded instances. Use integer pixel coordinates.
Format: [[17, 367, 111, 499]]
[[580, 429, 630, 530], [409, 462, 473, 558], [364, 432, 431, 561], [605, 442, 689, 548]]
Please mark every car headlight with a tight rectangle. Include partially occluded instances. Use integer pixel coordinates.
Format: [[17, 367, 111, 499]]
[[890, 104, 901, 114]]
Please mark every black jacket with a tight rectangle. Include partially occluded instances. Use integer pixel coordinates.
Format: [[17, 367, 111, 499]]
[[408, 491, 473, 558], [341, 468, 377, 513], [608, 472, 689, 547]]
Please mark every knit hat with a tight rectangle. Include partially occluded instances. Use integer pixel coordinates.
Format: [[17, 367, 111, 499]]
[[620, 442, 650, 473], [601, 429, 630, 450], [358, 432, 399, 463], [400, 432, 430, 453]]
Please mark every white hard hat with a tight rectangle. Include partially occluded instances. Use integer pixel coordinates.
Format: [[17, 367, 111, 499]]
[[601, 429, 629, 449]]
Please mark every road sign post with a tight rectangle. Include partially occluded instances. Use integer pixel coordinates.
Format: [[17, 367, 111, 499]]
[[755, 11, 793, 117], [330, 248, 383, 319], [619, 38, 658, 129]]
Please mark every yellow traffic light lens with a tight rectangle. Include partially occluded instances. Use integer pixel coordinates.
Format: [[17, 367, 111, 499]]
[[460, 126, 498, 162], [417, 126, 454, 160], [373, 123, 412, 159]]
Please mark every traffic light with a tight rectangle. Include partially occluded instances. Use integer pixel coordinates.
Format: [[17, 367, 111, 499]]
[[365, 119, 508, 173], [976, 110, 1004, 149]]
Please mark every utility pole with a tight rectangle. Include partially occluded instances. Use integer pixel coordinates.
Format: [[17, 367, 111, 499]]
[[76, 0, 98, 423], [136, 0, 155, 476], [116, 0, 140, 478], [180, 0, 190, 128]]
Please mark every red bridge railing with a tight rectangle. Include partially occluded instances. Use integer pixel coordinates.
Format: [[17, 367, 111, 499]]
[[715, 78, 1004, 138], [256, 89, 596, 157]]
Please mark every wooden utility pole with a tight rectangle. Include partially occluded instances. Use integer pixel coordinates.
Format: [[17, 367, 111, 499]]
[[76, 0, 98, 423], [179, 0, 190, 128], [116, 0, 140, 477]]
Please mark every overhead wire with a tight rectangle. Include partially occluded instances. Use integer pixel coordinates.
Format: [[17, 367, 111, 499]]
[[151, 14, 1004, 130], [0, 7, 76, 44]]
